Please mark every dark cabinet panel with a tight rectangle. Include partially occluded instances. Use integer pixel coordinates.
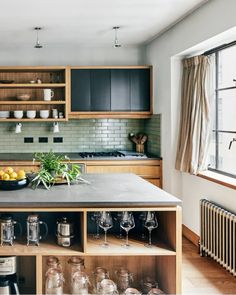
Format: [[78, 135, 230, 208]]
[[91, 69, 111, 111], [71, 69, 91, 111], [130, 69, 150, 111], [111, 69, 130, 111]]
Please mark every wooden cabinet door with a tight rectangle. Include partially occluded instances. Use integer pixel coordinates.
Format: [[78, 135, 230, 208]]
[[130, 69, 150, 111], [71, 69, 91, 111], [90, 69, 111, 111], [111, 69, 130, 111]]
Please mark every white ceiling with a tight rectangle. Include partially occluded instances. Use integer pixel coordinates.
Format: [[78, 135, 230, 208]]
[[0, 0, 207, 50]]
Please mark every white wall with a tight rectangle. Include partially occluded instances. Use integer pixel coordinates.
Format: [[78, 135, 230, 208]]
[[145, 0, 236, 234], [0, 46, 143, 66]]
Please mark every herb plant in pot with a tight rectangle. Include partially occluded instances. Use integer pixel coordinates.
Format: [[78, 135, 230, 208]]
[[31, 151, 86, 190]]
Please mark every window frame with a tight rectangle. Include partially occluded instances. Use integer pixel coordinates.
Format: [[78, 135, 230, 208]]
[[208, 44, 236, 178]]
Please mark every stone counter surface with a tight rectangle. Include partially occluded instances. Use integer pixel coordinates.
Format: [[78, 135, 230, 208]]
[[0, 173, 181, 208]]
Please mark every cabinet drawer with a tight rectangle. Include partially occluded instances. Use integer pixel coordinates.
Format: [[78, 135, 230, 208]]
[[86, 165, 161, 177], [143, 178, 162, 188]]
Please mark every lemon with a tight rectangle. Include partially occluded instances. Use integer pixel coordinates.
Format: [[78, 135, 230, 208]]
[[2, 173, 10, 181], [0, 170, 4, 180], [17, 170, 26, 180], [5, 167, 14, 175], [10, 172, 18, 180]]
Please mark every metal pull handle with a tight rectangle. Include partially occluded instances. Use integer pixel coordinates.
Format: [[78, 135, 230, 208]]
[[228, 138, 236, 150], [39, 221, 48, 240]]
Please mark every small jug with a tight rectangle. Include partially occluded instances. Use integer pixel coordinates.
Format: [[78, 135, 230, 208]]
[[26, 214, 48, 246], [0, 214, 22, 246]]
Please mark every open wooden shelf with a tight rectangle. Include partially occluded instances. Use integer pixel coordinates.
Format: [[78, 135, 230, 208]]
[[0, 101, 66, 105], [0, 118, 67, 122], [0, 83, 66, 88], [86, 234, 176, 256]]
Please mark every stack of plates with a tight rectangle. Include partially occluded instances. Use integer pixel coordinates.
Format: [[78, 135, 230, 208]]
[[0, 111, 10, 119]]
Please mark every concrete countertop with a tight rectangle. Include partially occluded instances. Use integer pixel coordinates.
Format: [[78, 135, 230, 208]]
[[0, 153, 161, 162], [0, 173, 181, 208]]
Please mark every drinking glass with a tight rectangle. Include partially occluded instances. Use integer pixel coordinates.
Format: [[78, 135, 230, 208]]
[[91, 212, 101, 239], [138, 211, 147, 240], [120, 212, 135, 248], [114, 212, 123, 239], [98, 211, 113, 247], [144, 211, 158, 248]]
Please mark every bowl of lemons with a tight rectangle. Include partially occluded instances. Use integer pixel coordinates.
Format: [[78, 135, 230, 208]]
[[0, 167, 29, 190]]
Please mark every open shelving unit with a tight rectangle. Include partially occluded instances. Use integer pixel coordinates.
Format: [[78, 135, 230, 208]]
[[0, 206, 181, 294], [0, 66, 69, 122]]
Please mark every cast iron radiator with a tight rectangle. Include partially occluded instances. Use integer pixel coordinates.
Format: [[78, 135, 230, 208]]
[[200, 199, 236, 276]]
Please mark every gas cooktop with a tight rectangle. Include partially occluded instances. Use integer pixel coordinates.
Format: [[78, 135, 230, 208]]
[[78, 151, 148, 159]]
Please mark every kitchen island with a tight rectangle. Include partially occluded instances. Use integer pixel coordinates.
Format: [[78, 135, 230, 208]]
[[0, 173, 181, 294]]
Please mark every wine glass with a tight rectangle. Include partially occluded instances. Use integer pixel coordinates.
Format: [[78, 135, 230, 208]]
[[144, 211, 158, 248], [91, 212, 101, 239], [114, 212, 124, 239], [98, 211, 113, 247], [120, 212, 135, 248], [138, 212, 147, 240]]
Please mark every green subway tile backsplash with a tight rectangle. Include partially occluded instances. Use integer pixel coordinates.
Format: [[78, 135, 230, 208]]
[[0, 116, 161, 156]]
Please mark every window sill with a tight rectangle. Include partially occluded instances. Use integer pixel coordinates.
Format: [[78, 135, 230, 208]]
[[198, 170, 236, 190]]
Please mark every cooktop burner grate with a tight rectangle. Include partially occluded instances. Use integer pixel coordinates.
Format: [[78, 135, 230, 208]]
[[78, 151, 147, 159]]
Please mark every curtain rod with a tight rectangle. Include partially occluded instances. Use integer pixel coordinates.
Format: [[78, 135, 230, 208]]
[[203, 40, 236, 56]]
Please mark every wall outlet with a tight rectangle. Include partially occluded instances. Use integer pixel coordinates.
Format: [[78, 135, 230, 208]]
[[53, 137, 63, 143], [38, 137, 48, 143], [24, 137, 34, 143]]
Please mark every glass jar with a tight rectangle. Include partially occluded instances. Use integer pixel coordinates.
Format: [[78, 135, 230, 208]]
[[92, 267, 109, 293], [46, 256, 61, 271], [99, 279, 118, 295], [45, 268, 64, 295], [124, 288, 141, 295], [115, 268, 133, 293], [140, 276, 159, 294], [147, 288, 165, 295], [71, 271, 89, 295]]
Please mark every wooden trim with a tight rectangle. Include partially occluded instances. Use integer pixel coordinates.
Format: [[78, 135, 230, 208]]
[[176, 206, 182, 295], [198, 172, 236, 190], [0, 118, 67, 122], [182, 224, 199, 247], [0, 66, 66, 71], [150, 65, 153, 114], [0, 83, 66, 88], [70, 65, 152, 69], [69, 112, 152, 119], [0, 101, 66, 105], [36, 255, 43, 294]]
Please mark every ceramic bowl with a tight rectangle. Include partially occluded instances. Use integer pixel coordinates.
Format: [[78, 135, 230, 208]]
[[0, 178, 29, 191], [40, 110, 49, 119], [17, 94, 31, 101], [0, 111, 10, 119], [14, 110, 24, 119], [26, 110, 36, 119]]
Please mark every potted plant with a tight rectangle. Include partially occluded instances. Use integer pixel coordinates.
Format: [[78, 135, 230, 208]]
[[31, 151, 87, 190]]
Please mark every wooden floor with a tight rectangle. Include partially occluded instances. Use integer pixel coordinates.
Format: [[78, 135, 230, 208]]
[[182, 237, 236, 294]]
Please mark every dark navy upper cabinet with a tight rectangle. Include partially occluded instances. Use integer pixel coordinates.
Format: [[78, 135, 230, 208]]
[[111, 69, 130, 111], [90, 69, 111, 111], [71, 69, 91, 111], [130, 69, 150, 111], [70, 67, 152, 116]]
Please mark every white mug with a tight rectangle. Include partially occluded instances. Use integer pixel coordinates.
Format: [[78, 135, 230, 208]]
[[43, 89, 54, 101]]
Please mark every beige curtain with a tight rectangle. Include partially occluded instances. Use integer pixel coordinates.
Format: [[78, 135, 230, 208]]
[[175, 55, 211, 175]]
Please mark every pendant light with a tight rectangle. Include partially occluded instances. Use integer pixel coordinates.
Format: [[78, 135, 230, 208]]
[[113, 26, 121, 48], [34, 27, 43, 49]]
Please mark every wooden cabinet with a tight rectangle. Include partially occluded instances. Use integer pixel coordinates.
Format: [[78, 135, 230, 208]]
[[85, 159, 162, 188], [0, 205, 181, 294], [69, 66, 153, 119], [0, 66, 69, 122]]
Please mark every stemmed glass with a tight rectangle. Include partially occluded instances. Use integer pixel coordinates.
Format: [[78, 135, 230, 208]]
[[144, 211, 158, 248], [138, 212, 147, 240], [114, 212, 124, 239], [120, 212, 135, 248], [98, 211, 113, 247], [91, 212, 101, 239]]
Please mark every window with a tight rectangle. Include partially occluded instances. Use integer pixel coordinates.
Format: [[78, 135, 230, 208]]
[[208, 43, 236, 178]]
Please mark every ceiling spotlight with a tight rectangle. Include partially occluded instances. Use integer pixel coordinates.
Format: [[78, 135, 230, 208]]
[[34, 27, 43, 49], [113, 26, 121, 48]]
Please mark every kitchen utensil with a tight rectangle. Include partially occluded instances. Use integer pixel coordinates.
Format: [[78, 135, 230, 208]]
[[13, 110, 23, 119], [26, 214, 48, 246], [43, 89, 54, 101], [136, 144, 144, 153], [0, 256, 19, 295], [26, 110, 36, 119], [0, 178, 29, 191], [39, 110, 49, 119], [0, 214, 22, 246], [16, 94, 30, 101], [56, 217, 74, 247]]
